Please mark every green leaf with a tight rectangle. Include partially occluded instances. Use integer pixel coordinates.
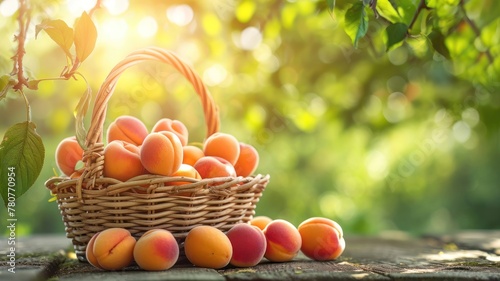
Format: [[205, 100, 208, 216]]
[[0, 122, 45, 206], [386, 22, 408, 50], [345, 2, 369, 48], [397, 0, 419, 25], [36, 19, 74, 58], [73, 77, 92, 149], [376, 0, 403, 23], [326, 0, 335, 12], [428, 29, 450, 59], [27, 80, 40, 90], [0, 75, 14, 101], [74, 11, 97, 63]]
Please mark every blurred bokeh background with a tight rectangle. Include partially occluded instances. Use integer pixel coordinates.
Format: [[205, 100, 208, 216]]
[[1, 0, 499, 236]]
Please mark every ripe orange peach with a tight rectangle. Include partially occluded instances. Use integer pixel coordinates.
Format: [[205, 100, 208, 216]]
[[140, 131, 183, 176], [55, 136, 84, 176], [184, 226, 232, 269], [152, 118, 189, 146], [194, 156, 236, 179], [86, 228, 136, 270], [250, 216, 273, 231], [263, 219, 302, 262], [107, 115, 149, 146], [226, 223, 266, 267], [169, 164, 202, 185], [182, 145, 205, 166], [203, 132, 240, 165], [234, 142, 259, 177], [103, 140, 147, 182], [298, 217, 345, 261], [133, 229, 179, 271]]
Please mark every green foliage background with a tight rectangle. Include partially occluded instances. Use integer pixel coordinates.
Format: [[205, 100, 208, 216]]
[[1, 0, 499, 236]]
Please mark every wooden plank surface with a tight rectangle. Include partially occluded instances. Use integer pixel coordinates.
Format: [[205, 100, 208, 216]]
[[1, 231, 499, 280]]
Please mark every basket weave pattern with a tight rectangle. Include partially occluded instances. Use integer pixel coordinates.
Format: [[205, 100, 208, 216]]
[[45, 47, 269, 261]]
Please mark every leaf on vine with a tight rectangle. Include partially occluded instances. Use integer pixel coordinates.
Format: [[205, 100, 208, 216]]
[[27, 80, 41, 90], [36, 19, 74, 58], [0, 75, 14, 101], [397, 0, 418, 25], [326, 0, 335, 12], [74, 78, 92, 149], [428, 29, 450, 59], [0, 121, 45, 207], [376, 0, 402, 23], [386, 22, 408, 51], [345, 2, 369, 48], [74, 11, 97, 63]]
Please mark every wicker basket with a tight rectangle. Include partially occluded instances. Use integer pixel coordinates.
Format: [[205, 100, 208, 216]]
[[45, 47, 270, 262]]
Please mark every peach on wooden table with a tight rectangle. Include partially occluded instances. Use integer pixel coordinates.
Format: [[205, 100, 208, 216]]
[[226, 223, 266, 267], [133, 229, 179, 271], [184, 225, 233, 269], [250, 216, 273, 231], [86, 228, 136, 270], [298, 217, 345, 261], [263, 219, 302, 262]]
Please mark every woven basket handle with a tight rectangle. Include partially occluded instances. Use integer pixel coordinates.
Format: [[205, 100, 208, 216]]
[[85, 47, 220, 148]]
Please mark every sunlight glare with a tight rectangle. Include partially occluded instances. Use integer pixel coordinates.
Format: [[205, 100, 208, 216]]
[[103, 0, 129, 15], [203, 64, 227, 86], [67, 0, 97, 16], [0, 0, 19, 17], [137, 16, 158, 38], [240, 26, 262, 51], [101, 19, 128, 43], [166, 5, 194, 26], [452, 120, 471, 143], [366, 150, 388, 180]]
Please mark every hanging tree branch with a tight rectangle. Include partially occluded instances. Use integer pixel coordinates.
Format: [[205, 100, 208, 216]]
[[11, 0, 30, 91], [458, 0, 493, 63]]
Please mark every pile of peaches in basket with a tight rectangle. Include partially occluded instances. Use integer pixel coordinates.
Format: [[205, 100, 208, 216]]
[[55, 115, 259, 186]]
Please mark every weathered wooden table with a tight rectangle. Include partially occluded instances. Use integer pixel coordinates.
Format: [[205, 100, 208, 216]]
[[1, 230, 499, 280]]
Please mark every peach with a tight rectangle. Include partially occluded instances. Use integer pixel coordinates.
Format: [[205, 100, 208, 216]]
[[263, 219, 302, 262], [250, 216, 273, 231], [152, 118, 189, 146], [107, 115, 149, 146], [86, 228, 136, 270], [55, 136, 84, 176], [234, 142, 259, 177], [226, 223, 266, 267], [103, 140, 147, 182], [182, 145, 204, 166], [133, 229, 179, 271], [298, 217, 345, 261], [170, 164, 202, 183], [140, 131, 183, 176], [184, 225, 232, 269], [203, 132, 240, 165], [194, 156, 236, 179]]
